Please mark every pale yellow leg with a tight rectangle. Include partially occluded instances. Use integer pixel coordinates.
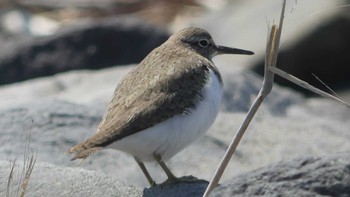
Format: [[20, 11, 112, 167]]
[[153, 154, 177, 182], [134, 157, 156, 186]]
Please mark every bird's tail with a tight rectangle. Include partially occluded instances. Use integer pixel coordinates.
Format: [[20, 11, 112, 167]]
[[65, 142, 102, 161]]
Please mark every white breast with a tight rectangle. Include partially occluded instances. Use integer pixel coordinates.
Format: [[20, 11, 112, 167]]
[[108, 69, 223, 162]]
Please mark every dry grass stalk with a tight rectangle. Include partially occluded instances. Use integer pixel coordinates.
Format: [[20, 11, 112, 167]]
[[6, 160, 17, 197], [268, 67, 350, 107], [20, 154, 37, 197], [6, 130, 37, 197]]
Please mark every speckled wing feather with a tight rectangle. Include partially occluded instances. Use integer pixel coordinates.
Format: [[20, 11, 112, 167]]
[[67, 44, 214, 159]]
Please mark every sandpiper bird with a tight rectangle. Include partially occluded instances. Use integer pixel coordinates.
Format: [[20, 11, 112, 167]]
[[66, 27, 253, 186]]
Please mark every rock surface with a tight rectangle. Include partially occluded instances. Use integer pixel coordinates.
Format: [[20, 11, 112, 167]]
[[0, 160, 143, 197], [0, 160, 208, 197], [1, 152, 349, 197], [211, 152, 350, 197]]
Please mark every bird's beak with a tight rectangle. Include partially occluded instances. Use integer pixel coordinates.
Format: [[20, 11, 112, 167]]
[[214, 45, 254, 56]]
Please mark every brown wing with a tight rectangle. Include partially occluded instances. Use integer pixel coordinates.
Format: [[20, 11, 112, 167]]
[[67, 45, 212, 159]]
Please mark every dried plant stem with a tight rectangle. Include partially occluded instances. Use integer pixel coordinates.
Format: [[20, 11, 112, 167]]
[[6, 129, 37, 197], [6, 160, 17, 197], [20, 154, 37, 197], [202, 1, 286, 196], [268, 67, 350, 107]]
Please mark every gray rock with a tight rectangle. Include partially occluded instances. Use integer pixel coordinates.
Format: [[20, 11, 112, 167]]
[[0, 160, 209, 197], [210, 152, 350, 197], [0, 161, 207, 197], [1, 153, 349, 197], [0, 160, 142, 197], [0, 100, 102, 165]]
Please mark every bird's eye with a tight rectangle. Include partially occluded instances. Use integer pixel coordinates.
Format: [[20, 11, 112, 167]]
[[198, 39, 209, 48]]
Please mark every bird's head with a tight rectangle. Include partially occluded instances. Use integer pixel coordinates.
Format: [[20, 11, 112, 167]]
[[169, 27, 254, 59]]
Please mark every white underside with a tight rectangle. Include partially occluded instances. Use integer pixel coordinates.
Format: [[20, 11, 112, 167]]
[[107, 70, 222, 162]]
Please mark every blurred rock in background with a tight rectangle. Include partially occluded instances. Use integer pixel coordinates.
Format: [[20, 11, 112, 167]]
[[0, 16, 169, 85]]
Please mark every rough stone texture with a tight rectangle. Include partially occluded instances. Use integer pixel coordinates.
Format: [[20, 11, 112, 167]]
[[0, 160, 142, 197], [0, 159, 210, 197], [0, 16, 169, 85], [2, 152, 349, 197], [0, 160, 210, 197], [210, 153, 350, 197]]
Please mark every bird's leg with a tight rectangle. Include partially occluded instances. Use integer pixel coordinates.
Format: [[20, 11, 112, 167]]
[[134, 157, 156, 186], [153, 154, 209, 185], [153, 154, 178, 182]]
